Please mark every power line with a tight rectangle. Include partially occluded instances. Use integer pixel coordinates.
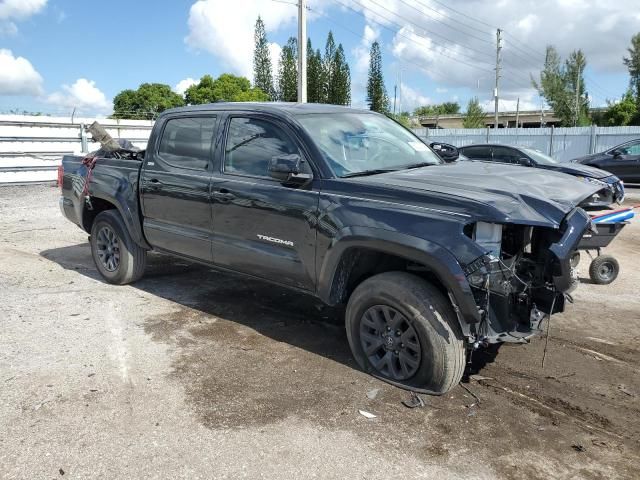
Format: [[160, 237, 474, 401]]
[[357, 0, 495, 62], [395, 0, 493, 46], [331, 0, 494, 72]]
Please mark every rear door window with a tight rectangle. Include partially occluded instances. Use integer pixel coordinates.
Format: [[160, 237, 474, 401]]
[[158, 116, 217, 170], [461, 146, 491, 160], [491, 146, 521, 164]]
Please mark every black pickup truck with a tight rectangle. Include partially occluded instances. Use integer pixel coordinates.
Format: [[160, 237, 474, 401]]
[[59, 103, 600, 394]]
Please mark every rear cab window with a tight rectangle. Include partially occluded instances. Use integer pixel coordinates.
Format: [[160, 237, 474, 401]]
[[157, 116, 217, 170]]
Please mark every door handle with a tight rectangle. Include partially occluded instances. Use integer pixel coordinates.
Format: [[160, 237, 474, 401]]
[[212, 188, 235, 203], [145, 178, 163, 191]]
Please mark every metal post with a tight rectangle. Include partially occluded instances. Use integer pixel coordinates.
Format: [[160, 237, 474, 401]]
[[486, 125, 490, 143], [494, 28, 502, 129], [297, 0, 307, 103], [589, 123, 597, 154], [80, 123, 88, 153], [548, 125, 555, 156]]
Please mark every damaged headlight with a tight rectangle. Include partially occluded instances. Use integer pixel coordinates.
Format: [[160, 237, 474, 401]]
[[577, 176, 607, 188]]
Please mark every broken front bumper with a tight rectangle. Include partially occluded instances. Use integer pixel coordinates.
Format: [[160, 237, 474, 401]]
[[466, 208, 591, 345]]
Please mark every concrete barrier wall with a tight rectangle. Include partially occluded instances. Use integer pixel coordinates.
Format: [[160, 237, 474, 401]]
[[0, 115, 153, 184]]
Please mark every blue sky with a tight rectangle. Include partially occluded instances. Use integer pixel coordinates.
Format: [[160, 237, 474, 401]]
[[0, 0, 637, 116]]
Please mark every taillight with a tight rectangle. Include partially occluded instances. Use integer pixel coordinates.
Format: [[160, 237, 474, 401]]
[[57, 164, 64, 189]]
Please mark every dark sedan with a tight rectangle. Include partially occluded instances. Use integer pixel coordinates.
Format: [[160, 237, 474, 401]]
[[571, 138, 640, 183], [458, 144, 624, 208]]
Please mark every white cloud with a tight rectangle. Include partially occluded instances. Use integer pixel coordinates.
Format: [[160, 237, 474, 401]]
[[47, 78, 110, 112], [435, 87, 448, 94], [0, 0, 47, 35], [185, 0, 299, 80], [0, 49, 43, 95], [398, 83, 432, 112], [344, 0, 640, 106], [174, 77, 197, 95]]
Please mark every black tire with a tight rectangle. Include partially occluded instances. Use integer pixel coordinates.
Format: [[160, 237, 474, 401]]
[[90, 210, 146, 285], [589, 255, 619, 285], [570, 251, 581, 268], [345, 271, 466, 394]]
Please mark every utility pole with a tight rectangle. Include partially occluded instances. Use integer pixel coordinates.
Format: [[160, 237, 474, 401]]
[[515, 97, 520, 128], [494, 28, 502, 129], [297, 0, 307, 103], [393, 84, 397, 115], [574, 62, 581, 127]]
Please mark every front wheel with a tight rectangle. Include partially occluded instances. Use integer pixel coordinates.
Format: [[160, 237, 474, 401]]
[[90, 210, 146, 285], [345, 272, 466, 394]]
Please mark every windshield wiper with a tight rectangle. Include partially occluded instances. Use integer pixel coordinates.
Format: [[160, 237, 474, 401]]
[[401, 162, 437, 170], [341, 168, 398, 178]]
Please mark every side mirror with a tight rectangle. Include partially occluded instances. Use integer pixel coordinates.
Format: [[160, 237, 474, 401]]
[[429, 142, 459, 162], [611, 149, 623, 158], [268, 154, 311, 184], [520, 157, 533, 167]]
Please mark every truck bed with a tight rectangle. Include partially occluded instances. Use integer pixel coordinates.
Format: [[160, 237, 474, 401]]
[[59, 154, 144, 238]]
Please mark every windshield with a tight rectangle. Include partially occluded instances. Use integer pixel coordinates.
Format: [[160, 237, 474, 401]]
[[296, 113, 441, 177], [521, 147, 558, 165]]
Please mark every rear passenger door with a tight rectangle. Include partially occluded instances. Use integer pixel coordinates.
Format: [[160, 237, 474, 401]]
[[210, 114, 320, 291], [140, 115, 218, 262]]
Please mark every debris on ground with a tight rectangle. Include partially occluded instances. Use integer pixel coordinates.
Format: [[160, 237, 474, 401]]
[[366, 388, 380, 400], [358, 410, 376, 419], [402, 391, 426, 409], [571, 444, 586, 452]]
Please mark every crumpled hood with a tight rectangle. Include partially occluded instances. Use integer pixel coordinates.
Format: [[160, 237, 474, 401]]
[[540, 162, 612, 179], [354, 161, 601, 227]]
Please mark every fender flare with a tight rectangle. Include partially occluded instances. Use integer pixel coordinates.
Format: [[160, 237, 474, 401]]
[[85, 190, 150, 250], [316, 226, 480, 325]]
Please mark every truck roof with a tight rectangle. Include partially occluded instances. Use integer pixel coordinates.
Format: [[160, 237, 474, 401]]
[[159, 102, 373, 117]]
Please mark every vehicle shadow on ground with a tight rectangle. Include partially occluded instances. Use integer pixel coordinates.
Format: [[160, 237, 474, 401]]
[[41, 243, 357, 370]]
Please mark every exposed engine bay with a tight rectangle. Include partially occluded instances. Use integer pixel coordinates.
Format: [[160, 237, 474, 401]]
[[462, 208, 591, 346]]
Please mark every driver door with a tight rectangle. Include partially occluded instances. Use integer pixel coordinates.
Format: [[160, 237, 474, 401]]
[[210, 114, 320, 291]]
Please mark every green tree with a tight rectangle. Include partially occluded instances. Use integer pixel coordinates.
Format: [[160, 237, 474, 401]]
[[185, 74, 268, 104], [414, 102, 460, 116], [329, 44, 351, 105], [623, 33, 640, 107], [533, 46, 589, 126], [323, 31, 337, 103], [390, 112, 413, 128], [462, 97, 485, 128], [565, 50, 589, 126], [112, 83, 184, 119], [253, 16, 274, 100], [600, 90, 639, 126], [277, 37, 298, 102], [366, 41, 389, 113], [307, 39, 323, 103]]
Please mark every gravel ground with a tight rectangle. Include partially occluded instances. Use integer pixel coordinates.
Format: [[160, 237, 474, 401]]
[[1, 184, 639, 480]]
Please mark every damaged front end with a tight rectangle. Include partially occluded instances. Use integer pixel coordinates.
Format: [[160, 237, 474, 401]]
[[462, 208, 592, 346]]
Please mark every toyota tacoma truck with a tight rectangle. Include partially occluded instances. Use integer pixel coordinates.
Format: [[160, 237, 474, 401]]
[[59, 103, 600, 394]]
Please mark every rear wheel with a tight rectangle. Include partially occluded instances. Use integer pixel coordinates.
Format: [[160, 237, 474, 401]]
[[345, 272, 466, 394], [90, 210, 146, 284], [589, 255, 619, 285]]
